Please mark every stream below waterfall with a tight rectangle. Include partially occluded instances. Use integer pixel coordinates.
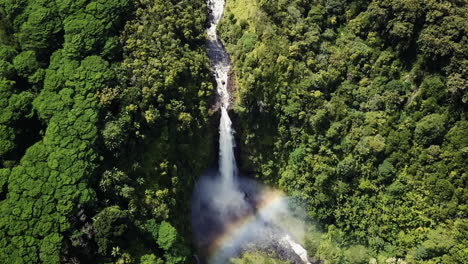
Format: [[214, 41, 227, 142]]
[[191, 0, 313, 263]]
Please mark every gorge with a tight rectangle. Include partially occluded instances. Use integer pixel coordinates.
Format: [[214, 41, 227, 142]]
[[191, 0, 312, 263]]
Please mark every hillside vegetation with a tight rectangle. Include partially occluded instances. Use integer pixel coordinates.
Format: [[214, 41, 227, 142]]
[[0, 0, 214, 263], [219, 0, 467, 263]]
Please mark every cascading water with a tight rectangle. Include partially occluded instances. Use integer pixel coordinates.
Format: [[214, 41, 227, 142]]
[[191, 1, 313, 263], [206, 0, 237, 185]]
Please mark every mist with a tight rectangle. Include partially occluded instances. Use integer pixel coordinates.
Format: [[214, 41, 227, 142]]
[[191, 168, 312, 264]]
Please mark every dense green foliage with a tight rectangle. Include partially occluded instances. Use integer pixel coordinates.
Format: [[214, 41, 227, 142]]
[[230, 251, 289, 264], [219, 0, 467, 263], [0, 0, 130, 262], [0, 0, 214, 263], [90, 0, 215, 262]]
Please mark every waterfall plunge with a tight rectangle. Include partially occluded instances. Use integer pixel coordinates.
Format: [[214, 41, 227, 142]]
[[191, 1, 313, 263], [219, 107, 237, 184]]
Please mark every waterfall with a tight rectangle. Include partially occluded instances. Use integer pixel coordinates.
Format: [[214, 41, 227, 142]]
[[206, 0, 237, 184], [199, 1, 312, 263]]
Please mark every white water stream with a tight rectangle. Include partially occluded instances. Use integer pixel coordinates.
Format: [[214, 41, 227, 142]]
[[207, 0, 237, 185], [205, 0, 311, 263]]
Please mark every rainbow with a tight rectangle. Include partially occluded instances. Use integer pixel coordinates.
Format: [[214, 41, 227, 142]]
[[207, 189, 287, 263]]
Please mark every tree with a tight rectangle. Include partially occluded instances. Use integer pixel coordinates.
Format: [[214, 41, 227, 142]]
[[414, 114, 446, 146], [16, 2, 61, 51], [63, 14, 105, 57], [13, 50, 40, 78], [0, 60, 15, 78], [93, 206, 130, 255], [344, 245, 370, 264], [140, 254, 163, 264], [157, 221, 177, 251], [102, 118, 129, 151], [0, 125, 15, 157], [62, 0, 129, 58]]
